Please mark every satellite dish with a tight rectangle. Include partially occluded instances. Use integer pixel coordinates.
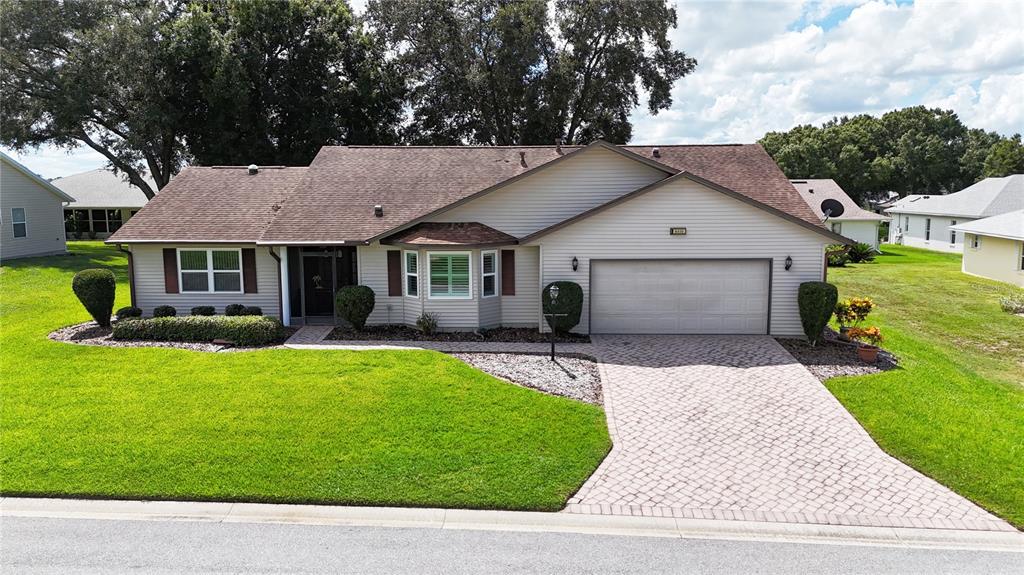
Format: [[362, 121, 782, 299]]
[[820, 198, 845, 220]]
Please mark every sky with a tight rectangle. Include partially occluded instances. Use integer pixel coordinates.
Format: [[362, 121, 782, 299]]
[[4, 0, 1022, 179]]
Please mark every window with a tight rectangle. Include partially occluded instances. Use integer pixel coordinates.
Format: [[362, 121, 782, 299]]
[[904, 216, 909, 232], [64, 209, 123, 234], [971, 234, 981, 249], [1019, 242, 1024, 271], [831, 222, 842, 235], [404, 251, 419, 297], [179, 249, 242, 293], [428, 252, 471, 298], [10, 208, 26, 238], [481, 250, 497, 297], [925, 218, 931, 240], [950, 220, 957, 244]]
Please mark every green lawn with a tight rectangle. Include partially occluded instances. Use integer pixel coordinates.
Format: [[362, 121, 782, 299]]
[[827, 245, 1024, 527], [0, 242, 610, 510]]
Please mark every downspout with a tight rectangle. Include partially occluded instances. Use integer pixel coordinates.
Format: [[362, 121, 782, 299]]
[[267, 247, 284, 324], [116, 244, 137, 307]]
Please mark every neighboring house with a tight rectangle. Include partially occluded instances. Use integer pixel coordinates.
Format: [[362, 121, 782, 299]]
[[52, 169, 154, 239], [0, 152, 75, 261], [790, 179, 889, 249], [107, 141, 850, 336], [886, 174, 1023, 253], [951, 210, 1024, 287]]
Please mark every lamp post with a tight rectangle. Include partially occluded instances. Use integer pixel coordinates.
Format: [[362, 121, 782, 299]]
[[545, 284, 563, 361]]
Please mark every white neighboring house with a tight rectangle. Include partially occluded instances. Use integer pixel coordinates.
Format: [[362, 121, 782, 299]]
[[53, 169, 153, 239], [950, 210, 1024, 288], [0, 152, 75, 260], [886, 174, 1023, 253], [790, 179, 889, 250]]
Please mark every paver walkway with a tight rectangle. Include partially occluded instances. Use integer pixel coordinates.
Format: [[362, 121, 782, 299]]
[[567, 335, 1012, 532]]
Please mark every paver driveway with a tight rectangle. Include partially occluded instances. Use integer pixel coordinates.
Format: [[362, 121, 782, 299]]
[[566, 335, 1011, 531]]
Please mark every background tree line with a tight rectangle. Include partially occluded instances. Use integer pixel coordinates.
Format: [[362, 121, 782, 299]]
[[1, 0, 695, 197], [759, 107, 1024, 205]]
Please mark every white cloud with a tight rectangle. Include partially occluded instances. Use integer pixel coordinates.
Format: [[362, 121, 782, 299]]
[[632, 0, 1024, 143]]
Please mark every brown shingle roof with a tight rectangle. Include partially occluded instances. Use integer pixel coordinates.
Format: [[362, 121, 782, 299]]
[[108, 166, 306, 242], [382, 222, 517, 247], [110, 141, 824, 244]]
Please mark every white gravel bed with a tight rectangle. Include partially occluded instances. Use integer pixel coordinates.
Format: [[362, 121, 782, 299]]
[[48, 321, 282, 352], [451, 353, 602, 405]]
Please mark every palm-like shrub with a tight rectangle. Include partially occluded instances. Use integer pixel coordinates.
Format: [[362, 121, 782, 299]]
[[846, 243, 876, 263], [71, 269, 116, 328], [336, 285, 375, 330]]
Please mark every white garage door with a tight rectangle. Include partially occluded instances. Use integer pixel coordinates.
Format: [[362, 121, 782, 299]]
[[591, 260, 770, 334]]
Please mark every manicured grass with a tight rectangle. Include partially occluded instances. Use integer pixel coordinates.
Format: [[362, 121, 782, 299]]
[[0, 243, 610, 510], [827, 245, 1023, 527]]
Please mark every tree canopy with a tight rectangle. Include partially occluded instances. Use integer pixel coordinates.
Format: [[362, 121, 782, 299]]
[[759, 107, 1024, 205]]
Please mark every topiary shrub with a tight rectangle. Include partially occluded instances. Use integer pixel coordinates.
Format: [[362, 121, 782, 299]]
[[242, 306, 262, 316], [798, 281, 838, 346], [153, 305, 177, 318], [71, 268, 116, 328], [190, 306, 216, 316], [542, 281, 583, 334], [115, 306, 142, 321], [846, 242, 876, 263], [112, 315, 284, 346], [224, 303, 246, 316], [335, 285, 375, 330]]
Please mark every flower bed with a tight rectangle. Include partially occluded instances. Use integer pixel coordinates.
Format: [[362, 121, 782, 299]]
[[326, 325, 590, 343], [777, 328, 897, 382]]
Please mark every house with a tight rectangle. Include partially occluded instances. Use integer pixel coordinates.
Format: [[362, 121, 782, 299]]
[[53, 168, 153, 239], [107, 141, 850, 336], [0, 152, 75, 260], [790, 179, 889, 249], [886, 175, 1023, 253], [950, 210, 1024, 287]]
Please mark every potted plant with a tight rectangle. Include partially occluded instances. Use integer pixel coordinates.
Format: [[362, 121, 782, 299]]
[[834, 296, 875, 341], [847, 326, 883, 363]]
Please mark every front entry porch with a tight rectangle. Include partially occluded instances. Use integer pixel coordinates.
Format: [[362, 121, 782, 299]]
[[280, 246, 357, 326]]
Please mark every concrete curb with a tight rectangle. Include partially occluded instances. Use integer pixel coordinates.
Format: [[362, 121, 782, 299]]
[[3, 497, 1021, 553]]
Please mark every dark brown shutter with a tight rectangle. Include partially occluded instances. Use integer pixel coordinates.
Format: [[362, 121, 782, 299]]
[[242, 248, 258, 293], [501, 249, 515, 296], [162, 248, 179, 294], [387, 250, 402, 296]]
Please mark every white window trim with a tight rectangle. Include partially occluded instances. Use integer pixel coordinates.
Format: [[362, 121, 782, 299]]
[[480, 250, 498, 298], [1019, 241, 1024, 271], [971, 234, 982, 250], [11, 207, 27, 238], [178, 248, 244, 294], [426, 251, 473, 300], [403, 250, 419, 298]]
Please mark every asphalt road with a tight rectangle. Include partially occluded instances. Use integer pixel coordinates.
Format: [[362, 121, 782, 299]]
[[1, 516, 1020, 574]]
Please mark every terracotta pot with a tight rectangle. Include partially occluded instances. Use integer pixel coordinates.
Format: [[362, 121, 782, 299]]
[[857, 345, 879, 363]]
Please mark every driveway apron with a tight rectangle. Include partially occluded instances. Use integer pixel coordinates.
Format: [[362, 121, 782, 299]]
[[567, 335, 1012, 532]]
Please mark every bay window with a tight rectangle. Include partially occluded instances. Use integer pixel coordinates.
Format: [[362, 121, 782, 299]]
[[179, 249, 242, 293], [429, 252, 471, 298]]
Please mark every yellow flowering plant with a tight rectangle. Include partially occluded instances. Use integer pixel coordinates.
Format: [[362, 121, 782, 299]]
[[834, 296, 875, 327], [847, 326, 883, 347]]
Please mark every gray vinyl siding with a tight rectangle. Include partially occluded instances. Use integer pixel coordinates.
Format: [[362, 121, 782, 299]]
[[427, 146, 666, 237], [528, 179, 830, 337], [889, 212, 972, 253], [1, 162, 67, 260], [358, 243, 407, 326], [130, 243, 280, 317], [501, 246, 540, 327]]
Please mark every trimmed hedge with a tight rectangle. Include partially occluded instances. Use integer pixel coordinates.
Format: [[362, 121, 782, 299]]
[[153, 305, 177, 318], [112, 315, 285, 346], [542, 281, 583, 334], [336, 285, 375, 330], [115, 306, 142, 321], [72, 269, 116, 328], [191, 306, 216, 316], [798, 281, 838, 346], [242, 306, 262, 316], [224, 304, 246, 316]]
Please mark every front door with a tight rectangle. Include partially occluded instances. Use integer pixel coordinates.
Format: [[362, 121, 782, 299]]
[[302, 253, 335, 317]]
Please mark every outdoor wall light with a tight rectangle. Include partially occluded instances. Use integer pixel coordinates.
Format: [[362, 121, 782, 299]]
[[572, 256, 579, 271], [785, 256, 793, 271]]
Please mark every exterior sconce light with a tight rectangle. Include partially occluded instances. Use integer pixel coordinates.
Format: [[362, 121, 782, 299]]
[[785, 256, 793, 271], [572, 257, 579, 271]]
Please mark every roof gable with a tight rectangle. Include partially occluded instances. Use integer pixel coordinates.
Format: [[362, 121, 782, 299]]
[[888, 175, 1023, 218], [0, 152, 76, 202], [950, 209, 1024, 241], [790, 179, 888, 222]]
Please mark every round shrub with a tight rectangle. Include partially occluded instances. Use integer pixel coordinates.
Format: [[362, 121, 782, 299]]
[[115, 306, 142, 321], [242, 306, 262, 316], [224, 303, 246, 316], [798, 281, 838, 346], [112, 315, 284, 346], [71, 268, 116, 328], [542, 281, 583, 334], [336, 285, 375, 330], [190, 306, 216, 316], [153, 305, 177, 318]]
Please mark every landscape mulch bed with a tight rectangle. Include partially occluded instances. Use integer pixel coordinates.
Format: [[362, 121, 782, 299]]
[[49, 321, 295, 352], [326, 325, 591, 343], [777, 329, 898, 381]]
